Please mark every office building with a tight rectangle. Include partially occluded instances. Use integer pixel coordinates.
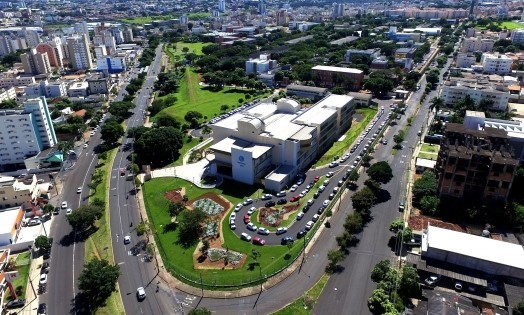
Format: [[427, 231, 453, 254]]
[[209, 95, 355, 191], [456, 53, 477, 68], [440, 79, 510, 111], [311, 65, 364, 90], [245, 54, 277, 74], [96, 55, 127, 73], [74, 21, 89, 37], [66, 34, 93, 70], [510, 29, 524, 44], [123, 27, 134, 43], [0, 97, 57, 166], [436, 121, 517, 201], [20, 48, 51, 75], [286, 84, 329, 101], [345, 49, 380, 63], [480, 53, 513, 74]]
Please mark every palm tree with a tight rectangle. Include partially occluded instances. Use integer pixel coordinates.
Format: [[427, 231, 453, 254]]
[[429, 96, 443, 113]]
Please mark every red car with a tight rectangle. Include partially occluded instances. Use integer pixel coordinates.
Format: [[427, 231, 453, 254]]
[[120, 168, 125, 176], [243, 214, 251, 224], [252, 237, 265, 246], [314, 176, 320, 182], [289, 195, 300, 202]]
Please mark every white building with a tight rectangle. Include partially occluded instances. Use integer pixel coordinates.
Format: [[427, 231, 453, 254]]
[[67, 81, 89, 97], [66, 34, 93, 70], [245, 54, 277, 75], [74, 21, 89, 37], [218, 0, 226, 12], [0, 76, 35, 89], [0, 97, 57, 166], [0, 175, 41, 209], [345, 48, 380, 63], [481, 53, 513, 74], [510, 29, 524, 44], [94, 45, 107, 59], [441, 80, 510, 111], [0, 87, 16, 102], [209, 95, 355, 191], [96, 55, 127, 73], [23, 29, 41, 48], [460, 37, 495, 53], [456, 53, 477, 68], [24, 80, 67, 98]]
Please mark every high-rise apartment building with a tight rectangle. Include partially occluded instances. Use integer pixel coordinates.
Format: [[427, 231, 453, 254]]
[[480, 53, 512, 74], [258, 0, 266, 15], [218, 0, 226, 12], [23, 28, 41, 48], [20, 48, 51, 75], [123, 27, 134, 43], [74, 21, 89, 37], [66, 34, 93, 70], [35, 37, 64, 69]]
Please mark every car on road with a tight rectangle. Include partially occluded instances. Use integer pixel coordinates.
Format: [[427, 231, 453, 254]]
[[83, 143, 88, 148], [328, 193, 335, 200], [281, 236, 294, 245], [246, 223, 258, 231], [290, 184, 298, 192], [314, 176, 320, 182], [240, 232, 252, 242], [26, 219, 41, 227], [124, 235, 131, 244], [77, 187, 82, 194], [40, 262, 50, 274], [302, 205, 310, 213], [424, 275, 441, 286], [234, 203, 243, 212], [399, 201, 405, 212], [329, 162, 339, 168], [261, 194, 273, 200], [243, 198, 253, 206], [61, 201, 68, 209], [258, 227, 270, 235], [66, 208, 72, 215], [243, 214, 251, 224], [5, 299, 26, 309], [277, 198, 287, 205], [337, 180, 344, 187], [454, 282, 463, 291], [297, 230, 307, 239], [276, 227, 287, 235], [136, 287, 146, 300], [90, 131, 95, 136], [120, 168, 125, 176], [247, 207, 257, 215], [37, 303, 47, 315], [326, 172, 334, 178], [265, 201, 276, 207], [276, 191, 286, 197], [252, 237, 266, 246], [296, 212, 304, 221], [39, 274, 48, 285], [382, 139, 388, 145]]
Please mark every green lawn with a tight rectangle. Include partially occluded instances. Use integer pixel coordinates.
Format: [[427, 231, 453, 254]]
[[164, 42, 211, 64], [477, 21, 523, 30], [316, 108, 377, 166], [156, 67, 270, 122], [120, 15, 176, 25], [143, 177, 306, 289], [272, 274, 330, 315], [420, 143, 439, 153], [10, 251, 30, 300]]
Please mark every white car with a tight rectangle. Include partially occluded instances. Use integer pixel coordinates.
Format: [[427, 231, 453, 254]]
[[258, 227, 270, 235], [77, 187, 82, 194], [243, 199, 253, 206], [39, 274, 48, 285], [296, 212, 304, 221], [246, 223, 258, 231], [66, 208, 72, 215], [136, 287, 146, 300], [299, 190, 307, 198], [276, 191, 286, 197], [290, 184, 298, 192], [305, 220, 314, 231], [230, 223, 236, 230], [276, 227, 288, 235], [230, 213, 236, 220], [247, 207, 257, 215], [61, 201, 68, 209], [90, 131, 95, 136], [260, 194, 273, 200], [326, 172, 335, 178], [234, 203, 243, 212], [124, 235, 131, 244], [241, 232, 252, 242], [322, 200, 330, 207]]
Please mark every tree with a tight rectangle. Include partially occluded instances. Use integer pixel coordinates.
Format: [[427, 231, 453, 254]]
[[368, 288, 395, 315], [136, 221, 149, 236], [419, 195, 440, 215], [398, 226, 413, 243], [364, 77, 394, 97], [371, 259, 391, 283], [42, 204, 54, 216], [426, 70, 440, 85], [101, 119, 124, 145], [184, 111, 203, 128], [108, 101, 135, 119], [35, 235, 52, 251], [393, 131, 405, 149], [168, 202, 185, 217], [362, 154, 372, 166], [177, 208, 207, 247], [348, 170, 359, 184], [188, 308, 212, 315], [412, 170, 437, 199], [366, 161, 393, 184], [399, 265, 420, 298], [326, 249, 345, 272], [514, 300, 524, 315], [154, 115, 181, 129], [78, 258, 120, 304], [344, 212, 363, 234], [134, 126, 184, 167], [66, 204, 103, 231], [429, 96, 443, 112], [351, 187, 376, 212], [389, 219, 404, 232], [0, 99, 18, 109]]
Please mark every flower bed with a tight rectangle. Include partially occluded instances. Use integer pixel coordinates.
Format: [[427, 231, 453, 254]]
[[203, 220, 219, 237], [207, 248, 243, 265], [193, 198, 224, 216]]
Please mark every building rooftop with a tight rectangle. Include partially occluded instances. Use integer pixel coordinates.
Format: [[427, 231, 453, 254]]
[[0, 207, 22, 236], [424, 225, 524, 271], [287, 84, 328, 94], [311, 65, 363, 74], [210, 137, 272, 159]]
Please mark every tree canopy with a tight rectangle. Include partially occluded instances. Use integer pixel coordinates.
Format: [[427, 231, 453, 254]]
[[366, 161, 393, 184], [178, 208, 207, 248], [35, 235, 52, 251], [351, 187, 376, 212], [134, 126, 184, 167], [412, 170, 438, 198], [78, 258, 120, 304], [66, 204, 103, 231], [101, 118, 125, 145]]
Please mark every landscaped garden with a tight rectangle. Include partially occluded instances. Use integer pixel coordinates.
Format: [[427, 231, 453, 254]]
[[143, 177, 309, 289]]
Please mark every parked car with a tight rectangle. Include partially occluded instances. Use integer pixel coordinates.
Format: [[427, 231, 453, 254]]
[[289, 195, 300, 202], [246, 223, 258, 231], [328, 193, 335, 200], [252, 237, 266, 246], [124, 235, 131, 244], [234, 203, 243, 212], [39, 274, 48, 285], [326, 172, 334, 178], [276, 191, 286, 197], [243, 214, 251, 224], [261, 194, 273, 200], [136, 287, 146, 300], [265, 201, 276, 207], [454, 282, 463, 291], [318, 185, 326, 192], [322, 200, 330, 207], [317, 206, 326, 215], [258, 227, 270, 235], [40, 262, 50, 274], [313, 192, 320, 199], [276, 227, 288, 235], [281, 236, 294, 245], [314, 176, 320, 182], [296, 212, 304, 221], [329, 162, 339, 168], [240, 232, 252, 242], [399, 201, 405, 212], [312, 214, 320, 222], [277, 198, 287, 205], [296, 178, 304, 185], [247, 207, 257, 215], [37, 303, 47, 315], [77, 187, 82, 194], [305, 221, 314, 231], [243, 199, 253, 206], [297, 230, 307, 239], [290, 184, 298, 192], [424, 275, 441, 286], [61, 201, 68, 209], [337, 180, 344, 187], [5, 299, 26, 309], [230, 213, 236, 220], [230, 223, 236, 230], [66, 208, 72, 215]]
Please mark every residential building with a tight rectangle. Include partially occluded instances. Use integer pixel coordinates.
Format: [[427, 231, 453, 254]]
[[0, 175, 41, 210], [481, 53, 513, 74], [460, 37, 495, 53], [23, 28, 40, 48], [0, 208, 23, 245], [395, 47, 417, 59], [67, 81, 89, 97], [440, 79, 510, 111], [209, 95, 355, 191], [286, 84, 329, 101], [87, 76, 110, 94], [0, 35, 26, 56], [332, 3, 344, 18], [258, 0, 266, 15], [345, 48, 380, 63], [66, 34, 93, 70], [456, 53, 477, 68], [35, 39, 64, 69], [275, 10, 290, 26], [110, 28, 124, 45], [311, 65, 364, 90], [20, 48, 51, 75], [123, 27, 134, 43], [94, 45, 107, 58], [0, 87, 15, 102], [24, 80, 67, 98], [245, 54, 277, 75], [384, 8, 467, 19], [436, 121, 517, 201], [0, 97, 57, 166], [510, 29, 524, 44], [218, 0, 226, 12], [96, 55, 127, 73], [74, 21, 89, 37], [0, 76, 35, 89]]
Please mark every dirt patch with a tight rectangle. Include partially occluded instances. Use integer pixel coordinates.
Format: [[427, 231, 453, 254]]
[[408, 215, 467, 232], [259, 203, 301, 227], [281, 202, 301, 220], [164, 188, 186, 203]]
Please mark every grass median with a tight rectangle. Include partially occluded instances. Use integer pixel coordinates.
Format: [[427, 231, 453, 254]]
[[272, 273, 329, 315]]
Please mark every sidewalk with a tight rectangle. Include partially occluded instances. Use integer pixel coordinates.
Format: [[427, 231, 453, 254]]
[[19, 252, 42, 315]]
